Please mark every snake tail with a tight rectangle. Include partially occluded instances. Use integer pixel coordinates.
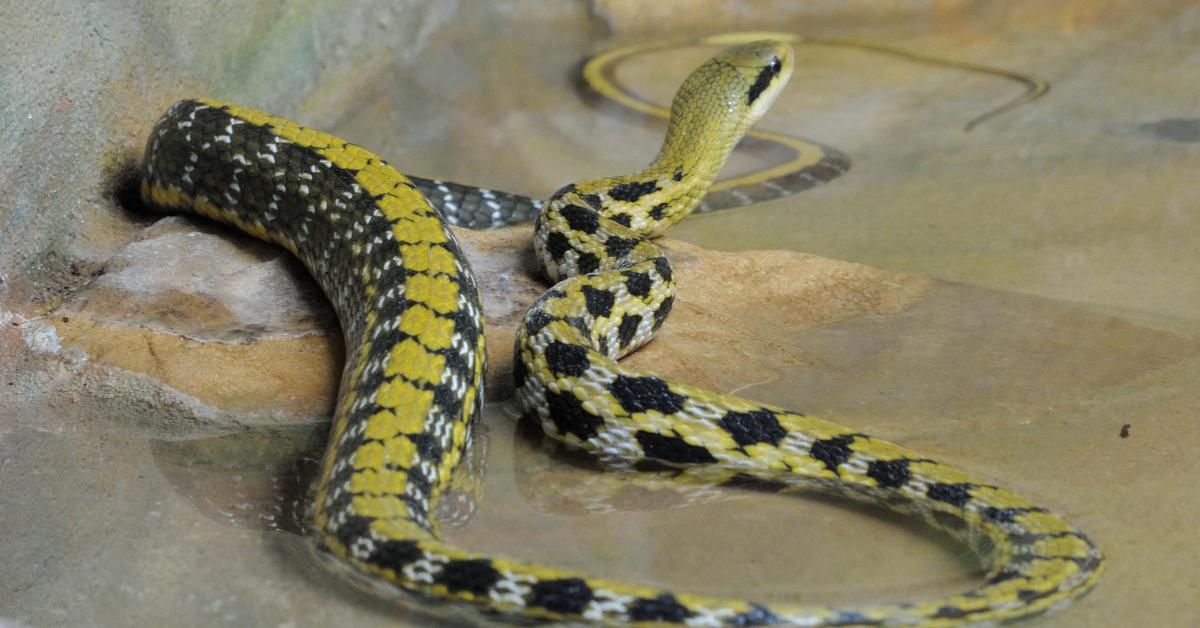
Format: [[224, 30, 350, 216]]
[[406, 174, 543, 230]]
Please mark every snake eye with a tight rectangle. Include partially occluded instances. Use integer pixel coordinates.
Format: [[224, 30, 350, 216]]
[[768, 57, 782, 74]]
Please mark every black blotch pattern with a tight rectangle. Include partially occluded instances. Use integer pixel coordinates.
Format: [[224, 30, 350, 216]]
[[933, 606, 968, 620], [577, 252, 599, 274], [434, 559, 501, 596], [545, 389, 604, 440], [718, 409, 786, 448], [432, 383, 464, 424], [525, 310, 554, 335], [559, 204, 599, 234], [866, 458, 911, 488], [652, 295, 674, 327], [409, 432, 442, 463], [809, 435, 856, 474], [672, 170, 684, 182], [652, 257, 673, 282], [604, 235, 637, 259], [981, 506, 1020, 524], [581, 285, 615, 318], [368, 539, 423, 570], [623, 271, 652, 298], [373, 292, 411, 334], [527, 578, 593, 615], [1018, 589, 1053, 603], [405, 466, 432, 497], [608, 180, 660, 203], [581, 193, 603, 208], [597, 336, 609, 356], [333, 515, 372, 552], [544, 341, 591, 376], [512, 355, 528, 389], [649, 203, 669, 220], [928, 483, 972, 507], [545, 231, 571, 261], [628, 594, 693, 622], [609, 213, 632, 227], [564, 315, 590, 337], [610, 375, 685, 414], [617, 314, 642, 348], [987, 568, 1023, 585], [635, 430, 718, 464], [449, 309, 479, 356]]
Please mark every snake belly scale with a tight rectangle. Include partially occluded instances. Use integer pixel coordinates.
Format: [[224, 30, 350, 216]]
[[141, 40, 1101, 626]]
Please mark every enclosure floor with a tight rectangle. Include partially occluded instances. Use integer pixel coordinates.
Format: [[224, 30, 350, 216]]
[[2, 2, 1197, 626]]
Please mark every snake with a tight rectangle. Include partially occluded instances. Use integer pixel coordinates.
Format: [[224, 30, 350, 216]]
[[139, 38, 1100, 626]]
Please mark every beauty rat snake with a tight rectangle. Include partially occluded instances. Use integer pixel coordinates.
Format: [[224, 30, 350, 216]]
[[140, 36, 1099, 626]]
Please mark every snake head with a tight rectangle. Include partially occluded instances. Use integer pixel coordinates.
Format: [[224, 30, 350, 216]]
[[711, 39, 795, 123], [656, 40, 795, 169]]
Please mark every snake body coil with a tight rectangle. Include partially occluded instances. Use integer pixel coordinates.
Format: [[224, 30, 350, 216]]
[[142, 40, 1101, 626]]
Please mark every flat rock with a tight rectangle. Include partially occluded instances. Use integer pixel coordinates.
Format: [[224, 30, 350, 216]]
[[0, 214, 928, 439]]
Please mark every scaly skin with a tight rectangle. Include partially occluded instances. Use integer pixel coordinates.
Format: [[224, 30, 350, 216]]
[[517, 40, 1102, 625], [140, 40, 1101, 626]]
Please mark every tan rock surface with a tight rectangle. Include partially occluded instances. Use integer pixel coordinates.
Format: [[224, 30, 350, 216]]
[[5, 214, 928, 438]]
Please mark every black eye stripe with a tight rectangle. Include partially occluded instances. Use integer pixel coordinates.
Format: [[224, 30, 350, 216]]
[[747, 63, 777, 105]]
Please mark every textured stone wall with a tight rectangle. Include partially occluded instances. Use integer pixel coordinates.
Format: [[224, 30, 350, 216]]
[[0, 0, 457, 305], [0, 0, 593, 436]]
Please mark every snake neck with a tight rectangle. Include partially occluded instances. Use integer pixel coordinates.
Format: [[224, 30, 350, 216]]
[[650, 59, 760, 193], [546, 56, 765, 241], [531, 106, 752, 285]]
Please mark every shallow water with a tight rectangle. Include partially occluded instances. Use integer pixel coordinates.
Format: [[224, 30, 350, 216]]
[[3, 1, 1199, 626]]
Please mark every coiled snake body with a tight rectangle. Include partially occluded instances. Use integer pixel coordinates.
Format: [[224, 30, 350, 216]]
[[141, 40, 1101, 625]]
